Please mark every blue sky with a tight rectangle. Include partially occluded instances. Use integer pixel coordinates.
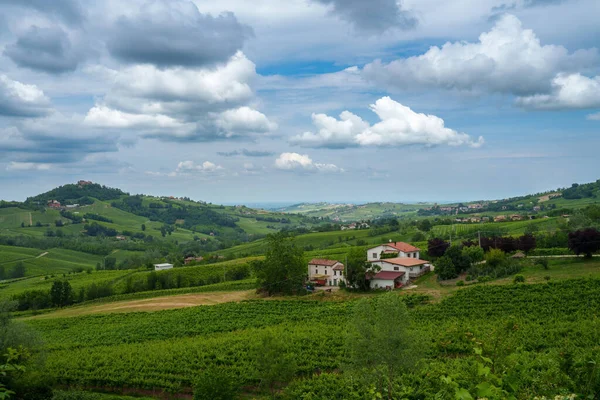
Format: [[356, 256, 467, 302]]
[[0, 0, 599, 203]]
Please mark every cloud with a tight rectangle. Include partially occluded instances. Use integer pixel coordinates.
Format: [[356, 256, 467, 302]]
[[0, 113, 119, 165], [87, 51, 275, 142], [516, 73, 600, 110], [290, 96, 483, 149], [215, 107, 278, 135], [275, 152, 343, 173], [217, 149, 275, 157], [588, 112, 600, 120], [314, 0, 416, 33], [6, 161, 51, 171], [0, 74, 52, 117], [362, 14, 598, 96], [106, 0, 251, 68], [146, 160, 224, 177], [4, 25, 83, 74], [0, 0, 84, 25], [176, 160, 223, 173]]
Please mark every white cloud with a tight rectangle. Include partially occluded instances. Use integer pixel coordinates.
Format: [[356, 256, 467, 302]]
[[176, 160, 223, 173], [85, 51, 275, 141], [290, 96, 483, 149], [362, 14, 598, 96], [588, 112, 600, 120], [274, 152, 343, 173], [215, 107, 277, 135], [84, 105, 191, 130], [516, 73, 600, 110], [0, 74, 52, 117], [6, 162, 51, 171]]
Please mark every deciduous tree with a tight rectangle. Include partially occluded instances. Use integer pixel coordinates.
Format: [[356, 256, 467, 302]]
[[568, 228, 600, 258], [253, 233, 305, 295]]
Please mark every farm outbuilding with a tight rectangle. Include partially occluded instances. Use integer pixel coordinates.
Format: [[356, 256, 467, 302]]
[[154, 263, 174, 271]]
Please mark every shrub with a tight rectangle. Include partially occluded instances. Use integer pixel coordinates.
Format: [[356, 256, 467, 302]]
[[513, 274, 525, 284], [456, 280, 464, 287], [194, 367, 239, 400], [485, 248, 506, 269], [535, 258, 549, 270], [544, 276, 551, 281], [465, 275, 473, 282]]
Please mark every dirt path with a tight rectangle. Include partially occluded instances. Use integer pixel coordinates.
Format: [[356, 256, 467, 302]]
[[36, 252, 48, 258], [25, 290, 255, 320]]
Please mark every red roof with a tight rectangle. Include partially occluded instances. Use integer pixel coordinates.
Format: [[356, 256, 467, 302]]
[[333, 264, 344, 271], [370, 271, 405, 280], [309, 259, 340, 267], [386, 242, 420, 253], [371, 257, 429, 267]]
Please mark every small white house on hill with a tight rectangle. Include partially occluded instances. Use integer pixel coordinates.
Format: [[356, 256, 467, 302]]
[[308, 258, 345, 286], [154, 263, 173, 271], [367, 241, 420, 261], [368, 257, 430, 289]]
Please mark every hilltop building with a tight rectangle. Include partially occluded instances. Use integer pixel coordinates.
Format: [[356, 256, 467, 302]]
[[366, 242, 431, 289], [154, 263, 173, 271]]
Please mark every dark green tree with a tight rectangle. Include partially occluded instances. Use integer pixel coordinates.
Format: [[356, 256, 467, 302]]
[[254, 332, 297, 395], [50, 280, 73, 307], [568, 228, 600, 258], [435, 256, 457, 280], [141, 223, 146, 231], [346, 292, 424, 398], [253, 233, 305, 295], [345, 247, 372, 291], [10, 262, 26, 279]]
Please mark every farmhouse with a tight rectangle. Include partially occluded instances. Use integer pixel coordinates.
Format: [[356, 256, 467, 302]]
[[368, 257, 430, 289], [367, 241, 420, 262], [307, 259, 345, 286], [154, 263, 173, 271], [184, 256, 204, 265], [47, 200, 61, 209]]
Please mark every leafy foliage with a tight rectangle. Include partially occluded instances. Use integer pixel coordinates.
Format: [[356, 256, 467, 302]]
[[568, 228, 600, 257], [253, 233, 305, 295]]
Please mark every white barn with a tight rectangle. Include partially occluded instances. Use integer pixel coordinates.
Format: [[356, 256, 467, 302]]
[[367, 241, 420, 262], [154, 263, 174, 271], [307, 259, 345, 286]]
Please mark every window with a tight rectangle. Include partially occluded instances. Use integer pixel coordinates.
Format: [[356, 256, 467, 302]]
[[315, 269, 318, 274], [410, 267, 414, 271], [372, 252, 377, 258], [324, 269, 327, 275], [393, 266, 399, 271], [334, 271, 337, 276]]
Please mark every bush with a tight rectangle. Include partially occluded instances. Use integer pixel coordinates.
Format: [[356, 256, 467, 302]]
[[535, 258, 549, 270], [513, 274, 525, 283], [194, 367, 239, 400], [456, 280, 464, 286], [465, 275, 473, 282], [485, 248, 506, 269], [544, 276, 551, 281]]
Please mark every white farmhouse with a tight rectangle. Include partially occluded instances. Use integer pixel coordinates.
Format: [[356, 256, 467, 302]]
[[366, 241, 430, 289], [367, 241, 420, 262], [307, 259, 345, 286], [154, 263, 174, 271], [368, 257, 430, 289]]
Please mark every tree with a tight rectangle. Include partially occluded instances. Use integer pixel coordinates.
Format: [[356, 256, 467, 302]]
[[485, 248, 506, 269], [517, 233, 536, 253], [141, 224, 146, 231], [254, 332, 296, 395], [50, 280, 73, 307], [345, 247, 372, 291], [253, 233, 305, 295], [193, 366, 238, 400], [428, 238, 450, 258], [346, 292, 424, 398], [104, 257, 116, 270], [444, 245, 470, 274], [435, 256, 457, 280], [568, 228, 600, 258], [417, 219, 432, 232], [10, 263, 26, 279], [462, 245, 484, 265]]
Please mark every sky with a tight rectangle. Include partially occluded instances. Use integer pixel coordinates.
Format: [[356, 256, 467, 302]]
[[0, 0, 599, 203]]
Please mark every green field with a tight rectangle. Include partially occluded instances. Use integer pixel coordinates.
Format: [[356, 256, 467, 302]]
[[19, 276, 600, 398]]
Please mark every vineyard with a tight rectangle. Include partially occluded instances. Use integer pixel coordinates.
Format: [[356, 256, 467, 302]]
[[24, 278, 600, 397], [430, 217, 561, 239]]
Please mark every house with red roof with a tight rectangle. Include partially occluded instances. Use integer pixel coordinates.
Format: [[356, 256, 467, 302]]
[[308, 258, 345, 286], [366, 241, 420, 262], [366, 241, 431, 289]]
